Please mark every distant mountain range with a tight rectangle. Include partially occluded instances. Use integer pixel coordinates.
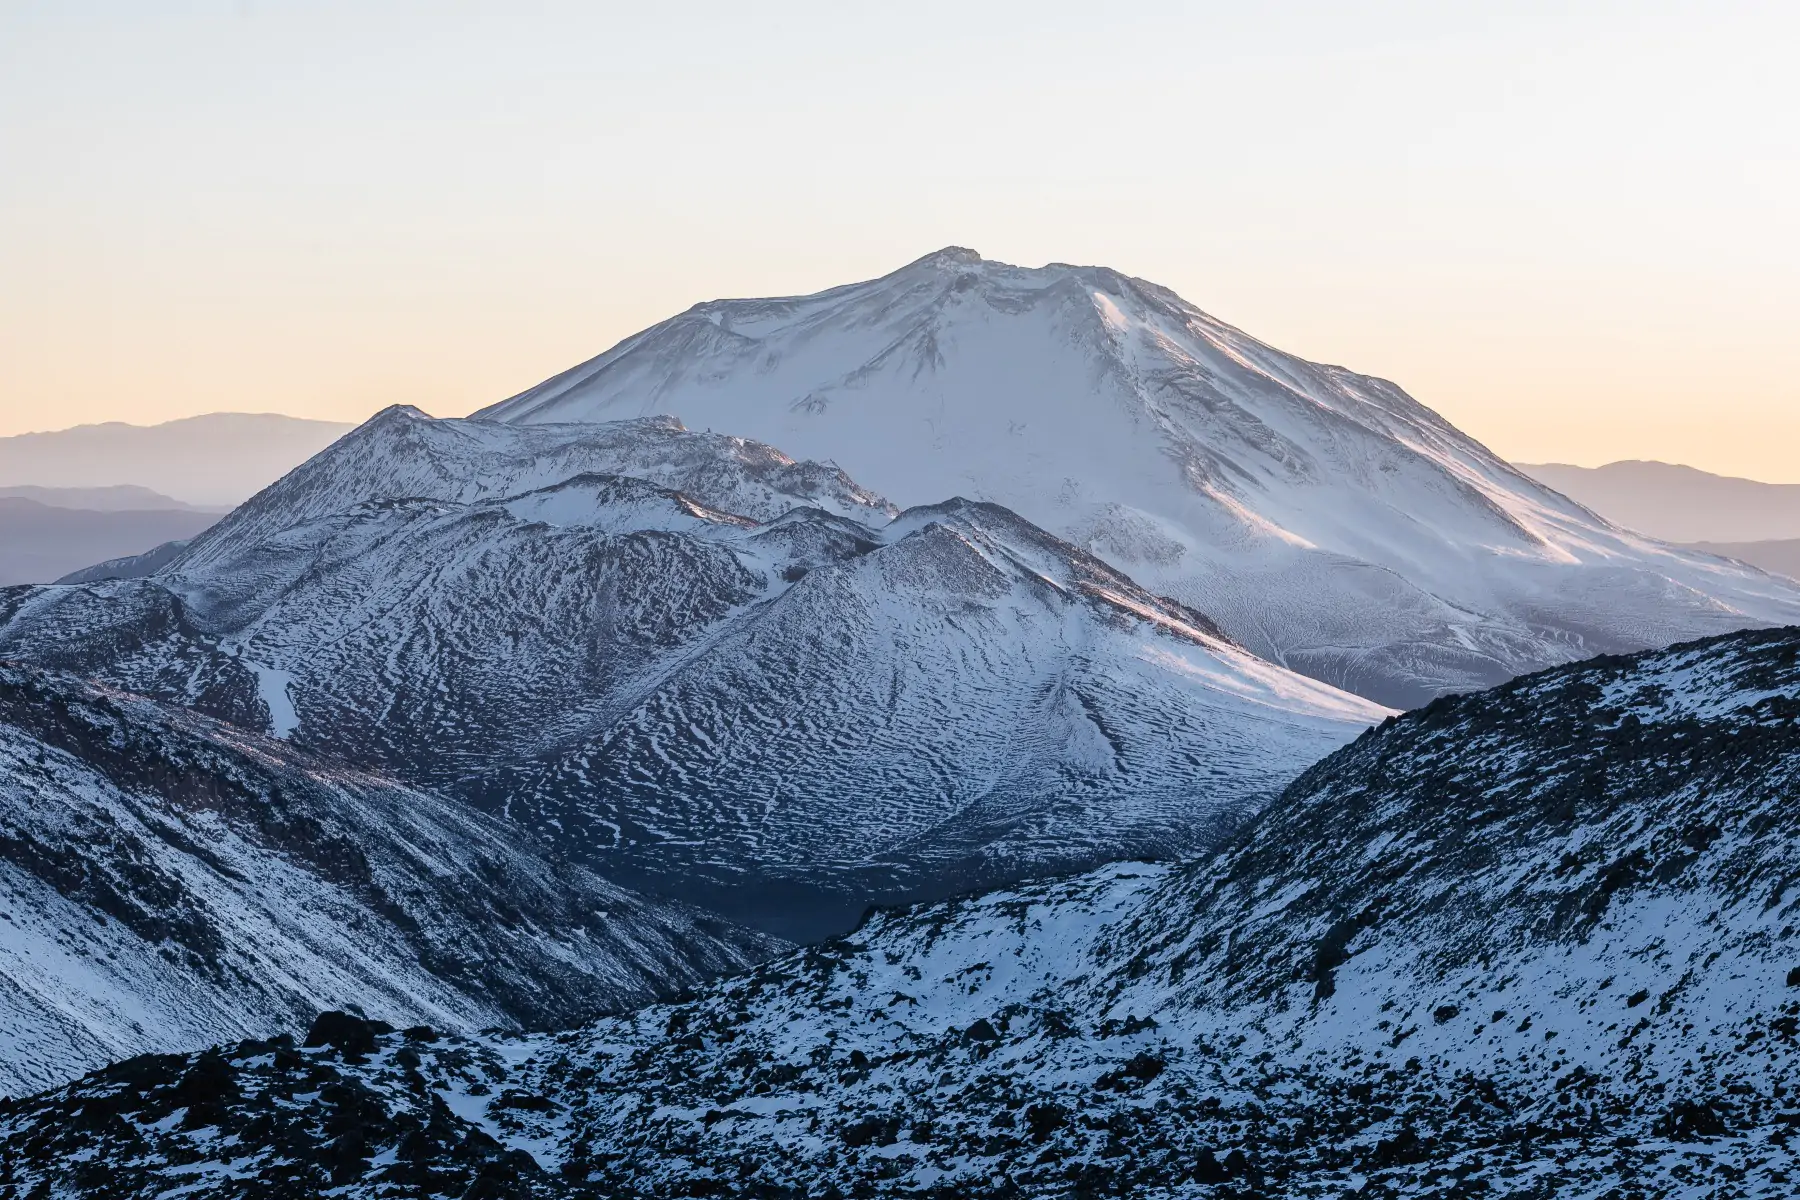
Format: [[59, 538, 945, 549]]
[[479, 248, 1800, 708], [0, 413, 352, 508], [0, 417, 350, 584], [1519, 459, 1800, 544], [0, 485, 223, 514], [1517, 460, 1800, 582], [0, 496, 219, 586]]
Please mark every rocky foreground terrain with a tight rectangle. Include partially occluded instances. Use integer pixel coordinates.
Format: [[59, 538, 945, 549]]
[[5, 624, 1798, 1196]]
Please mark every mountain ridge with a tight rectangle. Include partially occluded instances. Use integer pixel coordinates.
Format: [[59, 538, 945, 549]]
[[0, 408, 1382, 939]]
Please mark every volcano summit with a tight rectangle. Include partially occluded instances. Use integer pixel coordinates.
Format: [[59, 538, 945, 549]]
[[483, 248, 1800, 707]]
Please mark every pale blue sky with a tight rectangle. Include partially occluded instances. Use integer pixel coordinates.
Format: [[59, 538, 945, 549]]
[[3, 1, 1796, 477]]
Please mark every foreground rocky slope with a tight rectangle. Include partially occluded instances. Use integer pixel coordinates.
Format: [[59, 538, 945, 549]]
[[6, 625, 1797, 1196], [483, 248, 1800, 707], [1, 408, 1381, 937], [0, 662, 776, 1097]]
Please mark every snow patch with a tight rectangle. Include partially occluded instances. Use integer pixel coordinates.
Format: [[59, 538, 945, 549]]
[[245, 661, 299, 739]]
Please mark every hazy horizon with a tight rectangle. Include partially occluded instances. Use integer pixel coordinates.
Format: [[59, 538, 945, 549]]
[[5, 3, 1796, 480], [6, 402, 1797, 490]]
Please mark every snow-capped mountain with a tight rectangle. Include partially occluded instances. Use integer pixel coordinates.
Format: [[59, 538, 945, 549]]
[[6, 623, 1792, 1196], [0, 661, 778, 1098], [480, 248, 1800, 707], [0, 408, 1382, 938]]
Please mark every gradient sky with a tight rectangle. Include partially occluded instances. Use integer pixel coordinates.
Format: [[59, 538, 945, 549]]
[[3, 1, 1796, 479]]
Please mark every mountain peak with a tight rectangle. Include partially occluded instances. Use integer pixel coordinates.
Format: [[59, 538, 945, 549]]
[[368, 403, 432, 424], [908, 245, 984, 269], [472, 255, 1800, 706]]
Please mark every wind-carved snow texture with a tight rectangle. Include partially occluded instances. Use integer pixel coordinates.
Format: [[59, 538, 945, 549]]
[[0, 662, 779, 1097], [0, 408, 1383, 939], [480, 247, 1800, 708], [3, 626, 1800, 1194], [7, 625, 1797, 1196]]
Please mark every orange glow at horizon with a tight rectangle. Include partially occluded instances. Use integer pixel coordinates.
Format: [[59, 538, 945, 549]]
[[3, 2, 1796, 481]]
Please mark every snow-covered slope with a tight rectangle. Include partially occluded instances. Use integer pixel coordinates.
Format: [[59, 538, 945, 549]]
[[526, 623, 1800, 1195], [7, 624, 1792, 1195], [0, 662, 777, 1097], [0, 409, 1382, 938], [481, 248, 1800, 707]]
